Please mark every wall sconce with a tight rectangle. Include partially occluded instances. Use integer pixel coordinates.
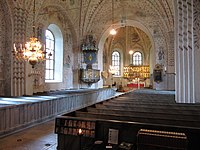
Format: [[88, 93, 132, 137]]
[[164, 66, 167, 76]]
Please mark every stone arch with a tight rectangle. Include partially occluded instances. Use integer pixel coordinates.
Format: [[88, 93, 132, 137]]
[[98, 20, 155, 87]]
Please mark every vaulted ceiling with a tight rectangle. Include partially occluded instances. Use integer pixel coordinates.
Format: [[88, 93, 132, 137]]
[[11, 0, 174, 41]]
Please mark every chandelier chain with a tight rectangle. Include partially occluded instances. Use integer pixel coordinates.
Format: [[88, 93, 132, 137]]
[[33, 0, 36, 38]]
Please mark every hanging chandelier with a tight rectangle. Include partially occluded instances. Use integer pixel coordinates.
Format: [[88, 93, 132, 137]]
[[12, 0, 51, 68], [110, 0, 117, 35]]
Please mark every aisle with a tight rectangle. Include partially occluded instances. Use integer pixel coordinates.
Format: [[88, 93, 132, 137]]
[[0, 120, 57, 150]]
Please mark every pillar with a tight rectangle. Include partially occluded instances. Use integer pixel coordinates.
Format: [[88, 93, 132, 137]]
[[175, 0, 200, 103]]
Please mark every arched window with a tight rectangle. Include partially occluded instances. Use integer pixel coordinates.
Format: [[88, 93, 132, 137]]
[[45, 24, 63, 82], [133, 52, 142, 65], [112, 51, 120, 76], [45, 30, 55, 80]]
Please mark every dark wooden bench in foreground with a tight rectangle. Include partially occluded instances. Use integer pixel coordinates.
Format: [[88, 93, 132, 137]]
[[137, 129, 188, 150], [55, 115, 195, 150]]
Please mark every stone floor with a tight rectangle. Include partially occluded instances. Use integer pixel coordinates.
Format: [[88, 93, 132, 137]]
[[0, 120, 57, 150]]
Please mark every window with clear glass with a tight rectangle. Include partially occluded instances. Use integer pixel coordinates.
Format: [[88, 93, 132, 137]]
[[133, 52, 142, 65], [45, 24, 63, 83], [45, 29, 55, 80], [112, 51, 120, 76]]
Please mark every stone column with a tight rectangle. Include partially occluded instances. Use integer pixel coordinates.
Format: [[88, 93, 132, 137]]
[[175, 0, 198, 103], [73, 49, 81, 89], [193, 0, 200, 103], [166, 31, 175, 91], [12, 7, 27, 96]]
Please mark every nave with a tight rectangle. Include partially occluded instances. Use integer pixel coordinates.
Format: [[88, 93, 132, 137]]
[[56, 90, 200, 150], [1, 90, 200, 150]]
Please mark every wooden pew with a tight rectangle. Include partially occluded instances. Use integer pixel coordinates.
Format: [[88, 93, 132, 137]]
[[87, 107, 200, 121], [55, 115, 200, 150], [94, 104, 200, 117], [55, 90, 200, 150], [74, 111, 200, 128], [100, 102, 200, 112]]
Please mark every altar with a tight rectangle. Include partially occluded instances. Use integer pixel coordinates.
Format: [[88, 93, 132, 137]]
[[123, 65, 150, 89], [127, 83, 144, 88], [127, 77, 145, 89]]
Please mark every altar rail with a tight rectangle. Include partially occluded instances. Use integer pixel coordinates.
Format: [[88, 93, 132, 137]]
[[0, 88, 116, 138]]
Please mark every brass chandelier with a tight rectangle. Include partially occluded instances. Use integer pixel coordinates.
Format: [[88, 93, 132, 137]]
[[13, 0, 51, 68], [110, 0, 117, 35]]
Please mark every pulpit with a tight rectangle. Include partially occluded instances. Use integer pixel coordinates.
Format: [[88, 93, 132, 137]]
[[80, 35, 100, 86], [80, 69, 100, 85]]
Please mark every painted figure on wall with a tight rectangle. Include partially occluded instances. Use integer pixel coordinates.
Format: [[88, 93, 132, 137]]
[[158, 47, 164, 60]]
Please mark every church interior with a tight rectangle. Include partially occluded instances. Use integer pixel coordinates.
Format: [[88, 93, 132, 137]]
[[0, 0, 200, 149]]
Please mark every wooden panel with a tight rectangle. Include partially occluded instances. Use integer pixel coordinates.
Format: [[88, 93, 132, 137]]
[[55, 117, 96, 138], [0, 88, 115, 138]]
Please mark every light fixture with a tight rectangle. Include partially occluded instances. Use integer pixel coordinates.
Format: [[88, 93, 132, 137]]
[[77, 128, 83, 150], [110, 0, 117, 35], [78, 128, 83, 136], [109, 65, 117, 75], [129, 50, 133, 64], [129, 50, 134, 55], [12, 0, 51, 68]]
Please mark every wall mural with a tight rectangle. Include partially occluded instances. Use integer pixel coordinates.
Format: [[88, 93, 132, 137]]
[[0, 1, 12, 96], [168, 31, 175, 66], [156, 46, 165, 71], [158, 47, 164, 61], [0, 4, 5, 95]]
